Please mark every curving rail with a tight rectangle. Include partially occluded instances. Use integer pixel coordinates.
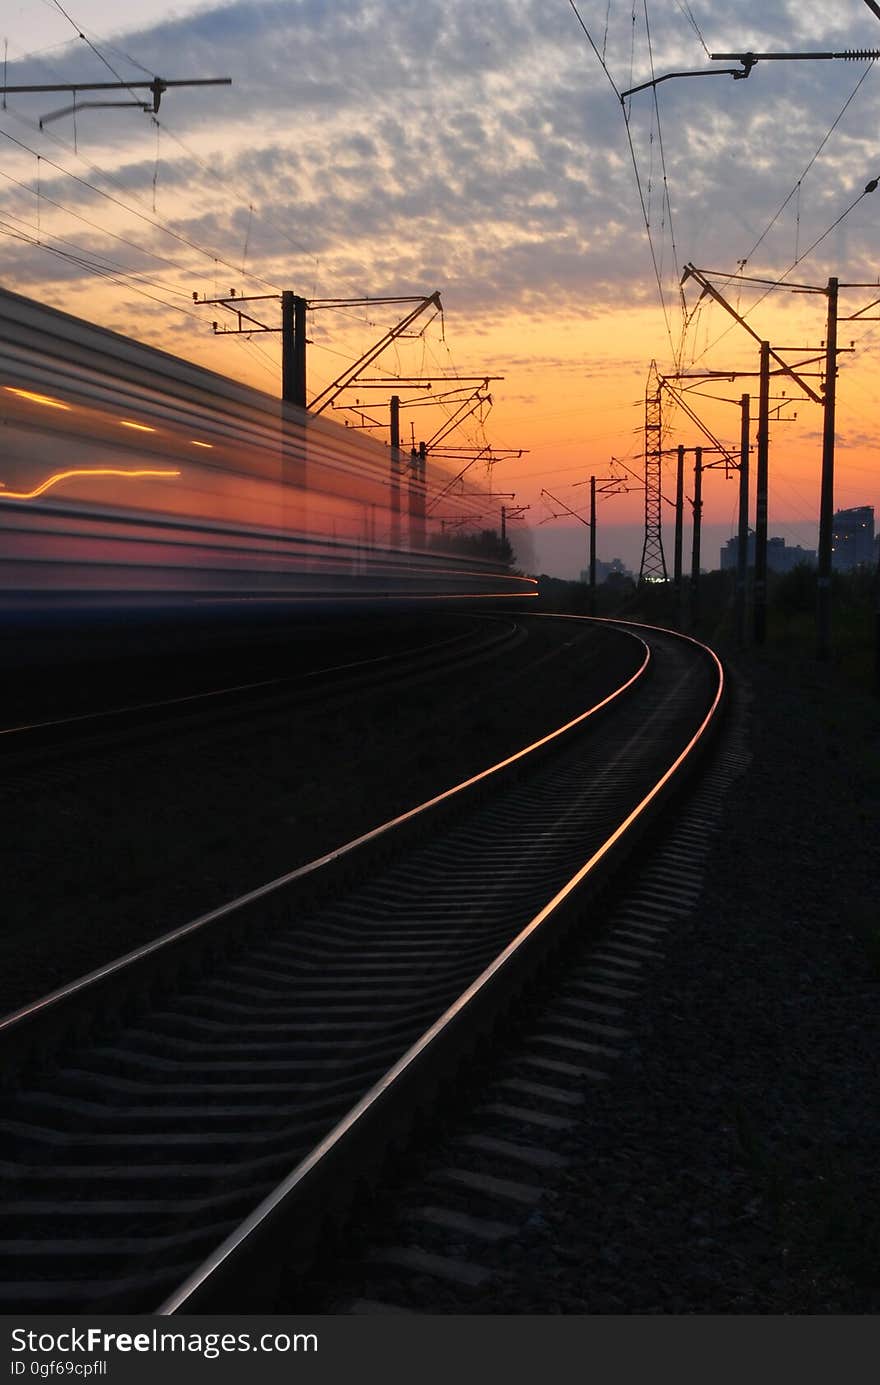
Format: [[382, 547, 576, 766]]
[[0, 618, 723, 1313], [0, 610, 522, 747]]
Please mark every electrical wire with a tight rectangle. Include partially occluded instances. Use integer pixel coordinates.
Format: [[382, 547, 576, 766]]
[[566, 0, 621, 98], [0, 26, 302, 301], [723, 62, 874, 287], [150, 118, 321, 274], [49, 0, 146, 107], [674, 0, 710, 57], [0, 30, 283, 293], [643, 0, 683, 366], [683, 61, 877, 372], [4, 16, 474, 426], [0, 117, 282, 292], [2, 14, 351, 320], [689, 179, 876, 373], [0, 205, 195, 298], [0, 160, 197, 286], [567, 0, 677, 358], [0, 214, 209, 320]]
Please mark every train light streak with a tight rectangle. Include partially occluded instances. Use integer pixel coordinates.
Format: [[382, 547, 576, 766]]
[[4, 387, 71, 410], [0, 288, 536, 608], [0, 468, 180, 501]]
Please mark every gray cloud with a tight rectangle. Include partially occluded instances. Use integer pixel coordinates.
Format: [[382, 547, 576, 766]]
[[2, 2, 879, 333]]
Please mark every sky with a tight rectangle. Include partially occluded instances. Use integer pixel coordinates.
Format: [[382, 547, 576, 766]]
[[1, 0, 879, 576]]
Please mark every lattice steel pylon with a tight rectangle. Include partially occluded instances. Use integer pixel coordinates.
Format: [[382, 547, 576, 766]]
[[639, 359, 668, 582]]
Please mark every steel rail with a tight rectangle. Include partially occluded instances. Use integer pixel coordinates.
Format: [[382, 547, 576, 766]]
[[0, 612, 512, 742], [0, 623, 648, 1060], [0, 619, 717, 1312], [158, 620, 723, 1313]]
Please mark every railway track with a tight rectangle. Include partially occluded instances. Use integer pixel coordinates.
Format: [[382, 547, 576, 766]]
[[0, 619, 723, 1313], [320, 702, 751, 1313], [0, 610, 519, 756], [0, 613, 632, 1018]]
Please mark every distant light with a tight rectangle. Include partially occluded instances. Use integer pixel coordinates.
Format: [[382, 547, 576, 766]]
[[4, 386, 71, 410], [190, 440, 213, 448], [119, 420, 156, 432]]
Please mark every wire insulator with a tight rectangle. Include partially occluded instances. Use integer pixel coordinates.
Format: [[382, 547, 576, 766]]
[[842, 49, 880, 61]]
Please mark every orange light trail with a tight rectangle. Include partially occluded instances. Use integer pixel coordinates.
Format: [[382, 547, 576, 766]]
[[4, 386, 70, 410], [119, 420, 157, 433], [0, 467, 180, 501]]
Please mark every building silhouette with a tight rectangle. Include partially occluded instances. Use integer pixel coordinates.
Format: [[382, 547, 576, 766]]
[[720, 533, 816, 573], [831, 506, 874, 570], [578, 557, 634, 584]]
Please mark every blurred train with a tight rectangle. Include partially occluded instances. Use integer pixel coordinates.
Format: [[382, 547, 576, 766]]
[[0, 286, 536, 628]]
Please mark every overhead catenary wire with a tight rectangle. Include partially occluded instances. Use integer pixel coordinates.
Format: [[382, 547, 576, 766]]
[[717, 61, 874, 291], [2, 16, 497, 432], [0, 118, 283, 293], [49, 0, 146, 108], [680, 60, 877, 374], [0, 214, 212, 321], [0, 204, 195, 298], [567, 0, 677, 360], [0, 26, 283, 296], [0, 158, 199, 286], [2, 11, 240, 315], [0, 23, 327, 300], [674, 0, 710, 57], [642, 0, 684, 369], [568, 8, 878, 483], [558, 1, 880, 529], [684, 176, 878, 377]]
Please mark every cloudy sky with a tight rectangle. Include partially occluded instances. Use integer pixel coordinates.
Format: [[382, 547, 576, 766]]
[[2, 1, 879, 574]]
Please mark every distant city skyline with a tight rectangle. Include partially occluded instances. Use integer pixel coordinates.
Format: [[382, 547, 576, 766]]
[[526, 519, 825, 581]]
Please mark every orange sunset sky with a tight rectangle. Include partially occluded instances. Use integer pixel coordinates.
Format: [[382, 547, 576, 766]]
[[1, 0, 879, 576]]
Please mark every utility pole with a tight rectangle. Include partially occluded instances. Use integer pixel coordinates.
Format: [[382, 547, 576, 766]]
[[280, 291, 307, 407], [541, 474, 630, 610], [589, 476, 597, 612], [389, 395, 402, 548], [340, 376, 510, 546], [736, 394, 751, 646], [194, 287, 309, 538], [755, 341, 771, 645], [674, 444, 685, 627], [409, 442, 427, 549], [817, 276, 839, 660], [501, 502, 529, 566], [657, 368, 736, 630], [690, 447, 703, 627], [679, 264, 860, 654], [198, 292, 443, 416], [194, 288, 307, 406]]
